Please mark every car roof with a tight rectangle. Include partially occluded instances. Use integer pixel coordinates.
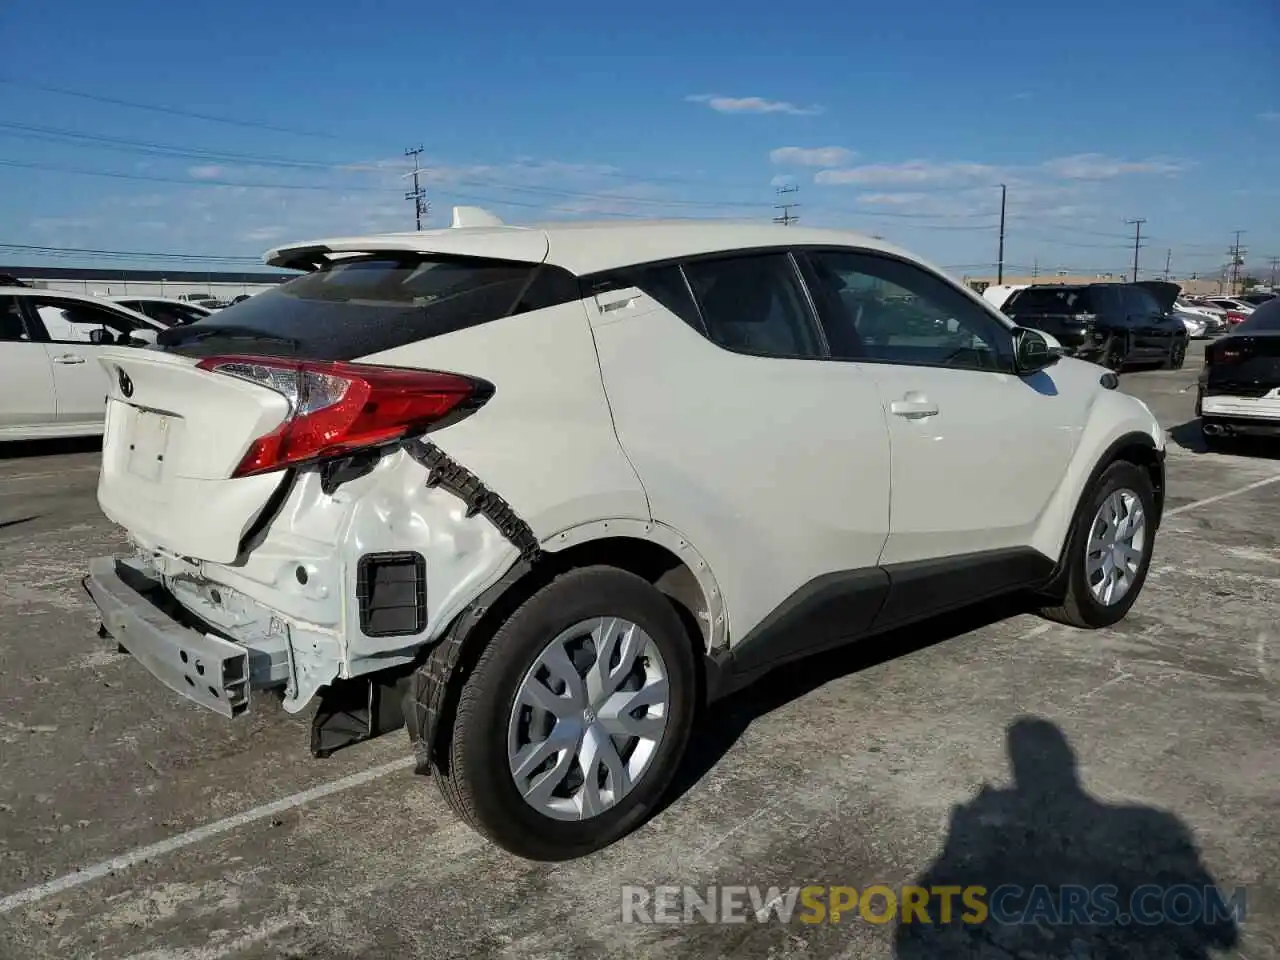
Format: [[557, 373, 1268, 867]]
[[263, 218, 922, 277]]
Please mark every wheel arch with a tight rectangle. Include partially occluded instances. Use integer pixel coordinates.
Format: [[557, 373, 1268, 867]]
[[405, 519, 726, 776], [1035, 428, 1165, 598]]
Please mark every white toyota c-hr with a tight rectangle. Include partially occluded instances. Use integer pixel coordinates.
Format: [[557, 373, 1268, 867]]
[[84, 209, 1166, 860]]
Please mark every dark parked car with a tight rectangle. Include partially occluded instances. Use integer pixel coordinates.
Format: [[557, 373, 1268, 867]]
[[1001, 281, 1190, 371], [1238, 291, 1278, 307], [1196, 298, 1280, 446]]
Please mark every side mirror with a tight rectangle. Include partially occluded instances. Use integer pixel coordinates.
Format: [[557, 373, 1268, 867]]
[[128, 328, 158, 346], [88, 328, 113, 345], [1013, 326, 1061, 375]]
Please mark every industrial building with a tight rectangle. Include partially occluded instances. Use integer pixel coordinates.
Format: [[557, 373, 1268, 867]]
[[0, 265, 295, 299]]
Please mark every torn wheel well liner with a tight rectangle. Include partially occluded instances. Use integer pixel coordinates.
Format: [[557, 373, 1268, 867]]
[[405, 536, 714, 777]]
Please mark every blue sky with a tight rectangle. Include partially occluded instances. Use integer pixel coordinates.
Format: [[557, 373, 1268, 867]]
[[1, 0, 1278, 281]]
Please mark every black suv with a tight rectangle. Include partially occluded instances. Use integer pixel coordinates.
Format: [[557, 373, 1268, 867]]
[[1001, 281, 1190, 371]]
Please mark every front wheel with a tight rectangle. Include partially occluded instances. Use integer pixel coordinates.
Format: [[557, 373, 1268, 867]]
[[1100, 333, 1128, 372], [1166, 338, 1187, 370], [1039, 460, 1156, 629], [433, 566, 698, 861]]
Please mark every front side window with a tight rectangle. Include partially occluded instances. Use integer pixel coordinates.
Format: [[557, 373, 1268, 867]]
[[803, 251, 1012, 371], [681, 253, 823, 359], [33, 301, 145, 344]]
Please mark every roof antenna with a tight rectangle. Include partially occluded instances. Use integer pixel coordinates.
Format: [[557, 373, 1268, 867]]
[[451, 206, 505, 229]]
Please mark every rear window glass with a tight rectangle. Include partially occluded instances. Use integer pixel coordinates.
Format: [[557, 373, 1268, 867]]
[[159, 255, 576, 360], [1237, 300, 1280, 332], [1004, 287, 1091, 314]]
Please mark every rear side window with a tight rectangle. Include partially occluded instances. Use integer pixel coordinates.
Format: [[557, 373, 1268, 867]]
[[682, 253, 823, 359], [158, 255, 575, 361], [590, 264, 704, 332], [1004, 287, 1091, 315]]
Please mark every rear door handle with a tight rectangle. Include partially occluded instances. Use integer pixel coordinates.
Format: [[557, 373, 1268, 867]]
[[52, 354, 86, 364], [890, 396, 939, 419]]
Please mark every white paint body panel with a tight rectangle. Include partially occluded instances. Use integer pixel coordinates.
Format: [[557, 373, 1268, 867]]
[[1201, 392, 1280, 419], [867, 361, 1088, 564], [95, 347, 293, 563], [88, 220, 1167, 713], [587, 286, 891, 644], [0, 288, 165, 439], [0, 342, 58, 435]]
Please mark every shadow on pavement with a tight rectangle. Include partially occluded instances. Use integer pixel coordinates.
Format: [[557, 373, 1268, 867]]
[[893, 717, 1240, 959], [1168, 419, 1280, 460], [0, 436, 102, 461], [662, 594, 1031, 813]]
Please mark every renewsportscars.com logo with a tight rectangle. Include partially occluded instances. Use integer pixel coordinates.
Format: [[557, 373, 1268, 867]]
[[621, 884, 1248, 926]]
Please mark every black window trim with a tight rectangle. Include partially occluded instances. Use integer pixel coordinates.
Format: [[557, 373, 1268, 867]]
[[581, 243, 1019, 373], [676, 248, 830, 362], [796, 247, 1019, 375], [23, 296, 151, 345]]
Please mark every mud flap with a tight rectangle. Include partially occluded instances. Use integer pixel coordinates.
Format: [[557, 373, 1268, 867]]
[[310, 670, 414, 758]]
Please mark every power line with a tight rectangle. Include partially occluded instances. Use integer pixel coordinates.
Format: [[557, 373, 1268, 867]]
[[0, 77, 343, 140], [0, 241, 262, 263]]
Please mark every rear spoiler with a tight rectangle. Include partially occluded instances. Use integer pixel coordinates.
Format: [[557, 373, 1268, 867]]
[[262, 208, 546, 273]]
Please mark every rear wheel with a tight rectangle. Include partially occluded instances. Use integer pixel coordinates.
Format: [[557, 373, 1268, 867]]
[[433, 566, 697, 861], [1101, 333, 1128, 372], [1039, 460, 1156, 629]]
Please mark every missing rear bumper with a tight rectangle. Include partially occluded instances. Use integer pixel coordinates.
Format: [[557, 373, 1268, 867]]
[[83, 557, 250, 718]]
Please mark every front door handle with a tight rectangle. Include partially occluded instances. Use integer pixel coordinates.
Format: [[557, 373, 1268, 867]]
[[891, 395, 939, 419], [52, 354, 86, 364]]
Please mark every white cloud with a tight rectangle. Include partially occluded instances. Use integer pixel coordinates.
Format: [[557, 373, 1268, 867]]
[[769, 146, 855, 167], [770, 174, 798, 188], [1040, 153, 1187, 180], [1259, 110, 1280, 122], [239, 226, 288, 243], [686, 93, 823, 116], [855, 192, 929, 206], [816, 160, 1001, 186], [187, 164, 227, 180]]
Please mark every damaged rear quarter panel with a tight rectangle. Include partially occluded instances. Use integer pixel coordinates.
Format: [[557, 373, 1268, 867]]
[[358, 299, 651, 539]]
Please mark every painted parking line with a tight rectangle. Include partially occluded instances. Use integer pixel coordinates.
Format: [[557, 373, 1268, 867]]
[[0, 757, 414, 914], [2, 471, 1278, 914], [0, 466, 100, 483], [1165, 473, 1280, 518]]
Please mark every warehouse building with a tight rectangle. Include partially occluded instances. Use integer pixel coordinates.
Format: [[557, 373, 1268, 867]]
[[0, 265, 295, 299]]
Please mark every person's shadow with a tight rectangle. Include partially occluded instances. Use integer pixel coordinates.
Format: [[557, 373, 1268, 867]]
[[894, 717, 1241, 959]]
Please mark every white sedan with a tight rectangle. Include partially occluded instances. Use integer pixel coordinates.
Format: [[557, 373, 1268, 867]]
[[0, 288, 165, 441]]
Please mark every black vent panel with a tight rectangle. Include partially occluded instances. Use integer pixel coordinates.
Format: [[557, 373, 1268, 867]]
[[356, 552, 427, 637]]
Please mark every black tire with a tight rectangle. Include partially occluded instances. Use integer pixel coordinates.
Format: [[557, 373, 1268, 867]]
[[433, 565, 697, 861], [1038, 460, 1156, 629], [1101, 333, 1128, 372], [1166, 338, 1187, 370]]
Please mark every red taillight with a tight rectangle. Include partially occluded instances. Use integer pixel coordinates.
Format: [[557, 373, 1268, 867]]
[[1225, 311, 1247, 324], [195, 356, 489, 478]]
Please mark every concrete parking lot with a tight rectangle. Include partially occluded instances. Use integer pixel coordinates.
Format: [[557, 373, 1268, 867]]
[[1, 341, 1277, 959]]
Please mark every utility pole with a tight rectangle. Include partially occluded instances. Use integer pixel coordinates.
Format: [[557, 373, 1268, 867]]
[[997, 184, 1007, 285], [773, 184, 800, 225], [1032, 257, 1039, 279], [1268, 256, 1279, 290], [1125, 218, 1146, 282], [404, 146, 428, 231], [1227, 230, 1246, 295], [1164, 248, 1172, 281]]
